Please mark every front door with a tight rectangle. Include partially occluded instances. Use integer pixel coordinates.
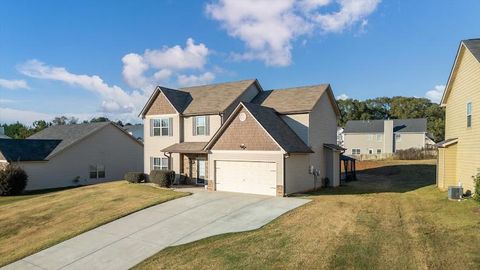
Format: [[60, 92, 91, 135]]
[[196, 159, 206, 185]]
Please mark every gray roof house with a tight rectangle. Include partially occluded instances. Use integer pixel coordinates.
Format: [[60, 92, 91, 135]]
[[140, 79, 343, 196], [343, 118, 434, 158], [0, 122, 143, 190]]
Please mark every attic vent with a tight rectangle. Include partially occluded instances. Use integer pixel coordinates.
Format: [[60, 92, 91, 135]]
[[239, 112, 247, 122]]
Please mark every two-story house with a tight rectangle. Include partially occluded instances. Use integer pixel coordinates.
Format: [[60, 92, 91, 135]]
[[139, 79, 342, 196], [437, 39, 480, 193], [343, 118, 433, 158]]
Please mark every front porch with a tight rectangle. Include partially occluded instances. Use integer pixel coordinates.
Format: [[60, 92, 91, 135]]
[[162, 142, 209, 186]]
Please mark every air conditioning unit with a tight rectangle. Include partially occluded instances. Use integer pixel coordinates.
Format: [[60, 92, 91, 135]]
[[448, 186, 463, 201]]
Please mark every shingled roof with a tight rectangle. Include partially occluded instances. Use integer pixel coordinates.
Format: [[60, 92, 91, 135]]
[[252, 84, 332, 114], [205, 102, 312, 153], [464, 39, 480, 62], [28, 122, 111, 158], [140, 79, 260, 117], [344, 119, 427, 133], [0, 139, 61, 161]]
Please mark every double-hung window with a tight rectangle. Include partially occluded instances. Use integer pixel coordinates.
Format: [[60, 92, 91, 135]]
[[153, 157, 169, 170], [152, 118, 171, 136], [352, 149, 361, 155], [193, 116, 209, 136], [467, 102, 472, 128], [89, 165, 105, 179], [376, 149, 382, 154]]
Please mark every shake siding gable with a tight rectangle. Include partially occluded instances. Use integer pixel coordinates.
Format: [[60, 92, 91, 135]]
[[443, 47, 480, 191], [211, 107, 280, 151], [146, 92, 177, 115]]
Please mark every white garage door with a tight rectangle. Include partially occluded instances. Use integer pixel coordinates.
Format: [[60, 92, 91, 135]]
[[215, 161, 277, 196]]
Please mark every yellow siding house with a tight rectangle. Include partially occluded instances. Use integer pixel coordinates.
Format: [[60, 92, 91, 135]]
[[437, 39, 480, 193]]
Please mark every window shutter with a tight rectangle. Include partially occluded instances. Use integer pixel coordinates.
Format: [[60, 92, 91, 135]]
[[168, 118, 173, 136], [150, 157, 153, 172], [192, 117, 197, 136], [150, 119, 154, 136], [206, 116, 210, 136]]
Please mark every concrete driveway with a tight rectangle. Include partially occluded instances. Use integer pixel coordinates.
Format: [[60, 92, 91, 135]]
[[4, 190, 309, 270]]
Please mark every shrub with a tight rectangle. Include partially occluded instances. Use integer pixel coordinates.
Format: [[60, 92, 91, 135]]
[[0, 164, 28, 196], [125, 172, 146, 183], [473, 174, 480, 202], [394, 147, 437, 160], [150, 170, 175, 187]]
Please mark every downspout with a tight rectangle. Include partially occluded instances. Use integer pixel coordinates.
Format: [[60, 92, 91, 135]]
[[283, 154, 287, 197]]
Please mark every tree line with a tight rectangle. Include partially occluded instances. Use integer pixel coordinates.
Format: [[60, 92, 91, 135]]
[[337, 96, 445, 142], [1, 117, 128, 139]]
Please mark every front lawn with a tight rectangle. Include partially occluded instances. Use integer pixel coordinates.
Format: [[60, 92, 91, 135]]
[[135, 160, 480, 269], [0, 181, 187, 267]]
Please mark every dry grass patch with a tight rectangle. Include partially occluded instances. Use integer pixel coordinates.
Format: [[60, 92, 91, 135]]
[[135, 160, 480, 269], [0, 181, 187, 266]]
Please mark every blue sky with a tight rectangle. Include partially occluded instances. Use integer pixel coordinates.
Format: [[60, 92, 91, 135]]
[[0, 0, 479, 124]]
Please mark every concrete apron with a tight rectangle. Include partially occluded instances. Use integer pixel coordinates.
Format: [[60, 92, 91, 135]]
[[3, 191, 309, 270]]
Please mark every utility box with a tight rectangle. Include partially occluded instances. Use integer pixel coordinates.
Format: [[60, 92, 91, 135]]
[[448, 186, 463, 200]]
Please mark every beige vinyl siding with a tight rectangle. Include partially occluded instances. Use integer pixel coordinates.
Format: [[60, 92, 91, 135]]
[[308, 93, 338, 180], [437, 145, 458, 190], [183, 115, 222, 142], [443, 47, 480, 192], [16, 125, 143, 190], [281, 113, 309, 144], [143, 114, 181, 175], [394, 133, 426, 150], [284, 154, 314, 194], [344, 133, 384, 154]]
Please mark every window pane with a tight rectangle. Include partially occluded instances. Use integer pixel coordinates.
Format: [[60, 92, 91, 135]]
[[161, 118, 169, 127], [468, 115, 472, 127], [153, 128, 161, 136], [197, 126, 205, 135], [153, 119, 161, 127], [467, 103, 472, 114], [97, 165, 105, 178], [161, 127, 169, 136], [89, 165, 97, 179], [196, 116, 205, 126]]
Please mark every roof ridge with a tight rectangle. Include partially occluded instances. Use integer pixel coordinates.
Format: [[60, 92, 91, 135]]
[[178, 78, 256, 89], [267, 83, 329, 91]]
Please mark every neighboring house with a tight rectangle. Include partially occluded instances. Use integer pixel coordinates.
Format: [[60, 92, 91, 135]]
[[343, 118, 430, 158], [437, 38, 480, 193], [123, 124, 144, 141], [0, 127, 10, 139], [140, 79, 342, 197], [0, 122, 143, 190]]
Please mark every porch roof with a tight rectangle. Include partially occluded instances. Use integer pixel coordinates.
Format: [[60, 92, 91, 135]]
[[162, 142, 208, 154]]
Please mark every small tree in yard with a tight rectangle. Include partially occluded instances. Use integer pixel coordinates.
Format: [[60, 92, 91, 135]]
[[0, 165, 28, 196], [473, 174, 480, 202]]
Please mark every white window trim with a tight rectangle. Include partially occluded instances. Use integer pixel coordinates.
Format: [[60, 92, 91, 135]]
[[89, 165, 105, 179], [467, 102, 472, 128], [195, 116, 207, 136], [352, 148, 361, 155], [377, 149, 382, 154], [153, 118, 170, 136], [153, 157, 169, 170], [368, 148, 373, 154]]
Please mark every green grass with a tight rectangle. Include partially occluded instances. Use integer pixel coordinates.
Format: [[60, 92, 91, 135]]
[[0, 181, 188, 267], [135, 160, 480, 270]]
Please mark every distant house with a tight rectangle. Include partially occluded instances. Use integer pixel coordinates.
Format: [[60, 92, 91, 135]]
[[0, 127, 10, 139], [343, 118, 433, 158], [437, 39, 480, 193], [0, 122, 143, 190], [123, 124, 144, 141]]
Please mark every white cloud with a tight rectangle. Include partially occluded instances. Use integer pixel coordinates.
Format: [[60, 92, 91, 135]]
[[0, 107, 96, 125], [337, 93, 349, 100], [425, 85, 445, 103], [0, 78, 29, 89], [18, 59, 146, 114], [177, 72, 216, 87], [206, 0, 381, 66], [121, 38, 211, 90]]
